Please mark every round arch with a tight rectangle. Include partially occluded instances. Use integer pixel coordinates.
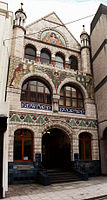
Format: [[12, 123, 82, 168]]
[[41, 119, 74, 141], [19, 72, 56, 94], [41, 120, 73, 169], [57, 78, 88, 99], [14, 128, 34, 162], [39, 28, 69, 48]]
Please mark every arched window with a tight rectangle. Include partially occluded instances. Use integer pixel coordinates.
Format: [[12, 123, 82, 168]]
[[79, 132, 92, 160], [40, 49, 51, 64], [25, 45, 36, 61], [59, 85, 84, 108], [14, 129, 33, 161], [55, 53, 65, 68], [69, 56, 78, 70], [21, 78, 51, 104]]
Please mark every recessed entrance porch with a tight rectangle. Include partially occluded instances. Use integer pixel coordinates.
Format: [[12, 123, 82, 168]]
[[42, 128, 71, 169]]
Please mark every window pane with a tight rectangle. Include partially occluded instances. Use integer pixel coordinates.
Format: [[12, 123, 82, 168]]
[[30, 92, 36, 102], [85, 140, 91, 159], [24, 138, 32, 160], [24, 130, 32, 136], [66, 87, 71, 97], [59, 97, 64, 106], [60, 88, 64, 96], [25, 55, 35, 61], [30, 84, 36, 92], [45, 87, 50, 94], [26, 47, 35, 56], [38, 86, 44, 93], [46, 94, 51, 104], [78, 92, 83, 98], [69, 57, 78, 70], [72, 88, 76, 97], [78, 100, 84, 108], [66, 98, 71, 106], [72, 99, 77, 107], [40, 52, 50, 64], [14, 137, 22, 160], [79, 140, 84, 160], [38, 93, 44, 103], [21, 91, 28, 101], [55, 55, 64, 68], [14, 130, 22, 136]]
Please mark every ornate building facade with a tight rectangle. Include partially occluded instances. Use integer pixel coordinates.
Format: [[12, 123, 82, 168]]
[[4, 4, 100, 185]]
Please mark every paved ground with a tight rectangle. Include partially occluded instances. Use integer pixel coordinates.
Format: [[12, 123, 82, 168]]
[[5, 176, 107, 200]]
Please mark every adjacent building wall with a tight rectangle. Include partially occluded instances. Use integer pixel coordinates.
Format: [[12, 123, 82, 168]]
[[0, 1, 13, 197], [90, 3, 107, 174]]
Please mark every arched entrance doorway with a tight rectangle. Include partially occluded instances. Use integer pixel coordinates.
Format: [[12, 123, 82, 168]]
[[42, 128, 71, 169]]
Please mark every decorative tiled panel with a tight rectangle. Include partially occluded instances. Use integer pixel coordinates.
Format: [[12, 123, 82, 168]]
[[10, 113, 97, 128], [21, 102, 52, 111], [8, 57, 94, 99], [59, 107, 85, 114]]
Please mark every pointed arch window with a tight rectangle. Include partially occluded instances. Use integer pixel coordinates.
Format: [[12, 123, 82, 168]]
[[69, 56, 78, 70], [59, 85, 84, 108], [25, 45, 36, 61], [14, 129, 33, 161], [79, 132, 92, 160], [55, 53, 65, 68], [40, 49, 51, 64], [21, 78, 52, 105]]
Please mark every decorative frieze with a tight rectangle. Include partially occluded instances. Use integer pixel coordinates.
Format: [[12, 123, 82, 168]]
[[8, 57, 94, 99], [10, 112, 97, 128]]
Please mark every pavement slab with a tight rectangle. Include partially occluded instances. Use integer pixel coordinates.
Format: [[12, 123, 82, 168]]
[[5, 176, 107, 200]]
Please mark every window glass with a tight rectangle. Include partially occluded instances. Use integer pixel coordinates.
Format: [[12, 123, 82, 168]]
[[14, 129, 33, 161], [24, 138, 32, 160], [72, 99, 77, 107], [79, 133, 91, 160], [21, 79, 51, 105], [69, 56, 78, 70], [40, 50, 51, 64], [66, 98, 71, 106], [59, 98, 64, 106], [14, 137, 22, 160], [59, 85, 84, 109], [72, 88, 76, 97], [55, 54, 64, 68], [25, 46, 36, 61], [30, 92, 36, 102]]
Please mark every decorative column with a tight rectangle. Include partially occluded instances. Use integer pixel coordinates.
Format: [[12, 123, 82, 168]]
[[51, 54, 55, 67], [36, 50, 40, 62], [52, 94, 60, 113]]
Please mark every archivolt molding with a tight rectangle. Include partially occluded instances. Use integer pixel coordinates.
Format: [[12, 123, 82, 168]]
[[77, 130, 98, 140], [57, 78, 88, 99], [19, 72, 56, 93], [10, 124, 35, 137], [38, 27, 69, 48], [41, 119, 74, 141]]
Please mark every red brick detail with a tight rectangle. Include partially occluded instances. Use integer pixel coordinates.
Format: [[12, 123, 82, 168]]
[[36, 57, 40, 62], [51, 60, 55, 67]]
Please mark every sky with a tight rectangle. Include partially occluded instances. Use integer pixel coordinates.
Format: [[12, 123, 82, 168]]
[[4, 0, 107, 42]]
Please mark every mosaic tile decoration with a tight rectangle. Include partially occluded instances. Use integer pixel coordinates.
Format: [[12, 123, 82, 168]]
[[10, 113, 97, 128], [8, 57, 94, 99]]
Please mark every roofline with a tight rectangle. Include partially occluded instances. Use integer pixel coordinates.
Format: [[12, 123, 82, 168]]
[[90, 3, 107, 33], [25, 11, 80, 46]]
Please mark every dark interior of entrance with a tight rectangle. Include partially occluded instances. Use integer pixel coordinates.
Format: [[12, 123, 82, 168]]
[[42, 128, 71, 169]]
